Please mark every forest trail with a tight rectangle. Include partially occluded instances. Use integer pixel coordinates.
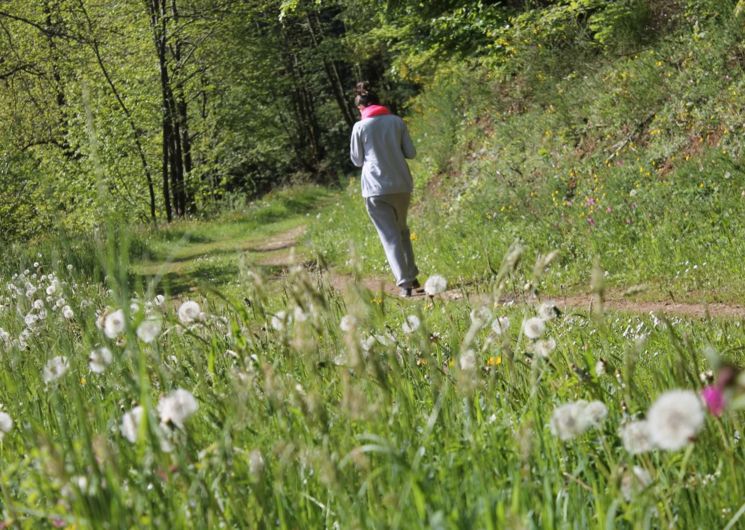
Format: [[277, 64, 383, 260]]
[[256, 224, 745, 320]]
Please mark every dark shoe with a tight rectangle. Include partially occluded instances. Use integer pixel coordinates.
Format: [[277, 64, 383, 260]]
[[399, 287, 413, 298], [412, 278, 424, 293]]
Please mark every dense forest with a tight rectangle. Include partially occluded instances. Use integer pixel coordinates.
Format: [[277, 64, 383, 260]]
[[0, 0, 734, 241]]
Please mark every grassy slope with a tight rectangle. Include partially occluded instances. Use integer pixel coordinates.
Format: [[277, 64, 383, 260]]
[[308, 17, 745, 304], [3, 10, 745, 530], [128, 185, 332, 297]]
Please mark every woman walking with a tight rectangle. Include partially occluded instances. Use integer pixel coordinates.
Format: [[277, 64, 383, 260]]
[[350, 82, 420, 297]]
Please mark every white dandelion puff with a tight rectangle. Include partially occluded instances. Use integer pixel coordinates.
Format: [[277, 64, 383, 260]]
[[249, 449, 265, 476], [89, 347, 113, 373], [533, 337, 556, 358], [538, 300, 559, 321], [424, 274, 447, 296], [271, 311, 289, 331], [43, 356, 69, 383], [619, 420, 655, 454], [293, 306, 309, 323], [646, 389, 705, 451], [522, 317, 546, 339], [402, 315, 421, 334], [340, 315, 357, 333], [136, 317, 162, 343], [62, 305, 74, 320], [360, 335, 377, 352], [550, 402, 586, 441], [177, 301, 201, 325], [580, 401, 608, 427], [157, 388, 198, 429], [595, 359, 606, 376], [459, 349, 477, 371], [120, 406, 144, 443], [491, 316, 510, 335], [103, 309, 126, 339], [153, 294, 166, 306], [469, 307, 492, 328], [550, 400, 607, 441], [0, 411, 13, 439]]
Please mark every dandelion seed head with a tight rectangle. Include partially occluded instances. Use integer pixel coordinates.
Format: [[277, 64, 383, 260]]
[[62, 305, 74, 320], [469, 307, 492, 328], [270, 310, 288, 331], [103, 309, 126, 339], [43, 356, 69, 383], [402, 315, 421, 334], [177, 301, 201, 325], [157, 388, 198, 429], [491, 316, 510, 335], [619, 420, 655, 454], [340, 315, 357, 333], [424, 274, 447, 296], [249, 449, 265, 476], [0, 411, 13, 438], [550, 400, 607, 441], [522, 317, 546, 339], [89, 347, 113, 374], [136, 317, 162, 343], [538, 301, 559, 321], [120, 406, 144, 443], [647, 389, 705, 451], [360, 335, 377, 352], [293, 306, 309, 323], [533, 337, 556, 358], [595, 359, 606, 376], [459, 349, 477, 371], [550, 402, 586, 441], [580, 401, 608, 427]]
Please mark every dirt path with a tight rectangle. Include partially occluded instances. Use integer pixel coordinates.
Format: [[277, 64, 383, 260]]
[[258, 225, 745, 320], [253, 225, 307, 267], [556, 294, 745, 319]]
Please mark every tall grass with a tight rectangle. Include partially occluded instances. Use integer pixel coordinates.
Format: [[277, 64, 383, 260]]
[[0, 244, 743, 528]]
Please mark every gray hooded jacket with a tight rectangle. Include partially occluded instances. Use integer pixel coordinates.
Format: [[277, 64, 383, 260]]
[[350, 114, 416, 197]]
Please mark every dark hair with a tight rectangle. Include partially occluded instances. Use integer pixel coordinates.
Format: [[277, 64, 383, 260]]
[[354, 81, 379, 107]]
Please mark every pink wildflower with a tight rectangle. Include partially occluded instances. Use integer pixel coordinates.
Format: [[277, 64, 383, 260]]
[[701, 386, 725, 417]]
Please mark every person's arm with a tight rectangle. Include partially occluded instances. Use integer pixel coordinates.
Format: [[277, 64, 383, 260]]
[[401, 121, 416, 159], [350, 124, 364, 167]]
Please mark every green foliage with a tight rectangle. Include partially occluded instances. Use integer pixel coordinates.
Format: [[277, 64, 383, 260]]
[[311, 8, 745, 303]]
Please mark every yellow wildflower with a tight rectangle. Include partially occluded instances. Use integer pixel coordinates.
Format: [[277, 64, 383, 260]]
[[487, 355, 502, 367]]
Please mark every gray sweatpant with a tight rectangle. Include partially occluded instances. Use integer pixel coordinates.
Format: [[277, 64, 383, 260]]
[[365, 193, 419, 287]]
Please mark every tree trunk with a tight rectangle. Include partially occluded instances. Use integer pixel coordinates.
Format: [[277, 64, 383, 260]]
[[78, 0, 157, 223], [42, 0, 76, 160], [147, 0, 174, 221], [307, 11, 355, 128], [280, 23, 324, 174], [170, 0, 195, 213]]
